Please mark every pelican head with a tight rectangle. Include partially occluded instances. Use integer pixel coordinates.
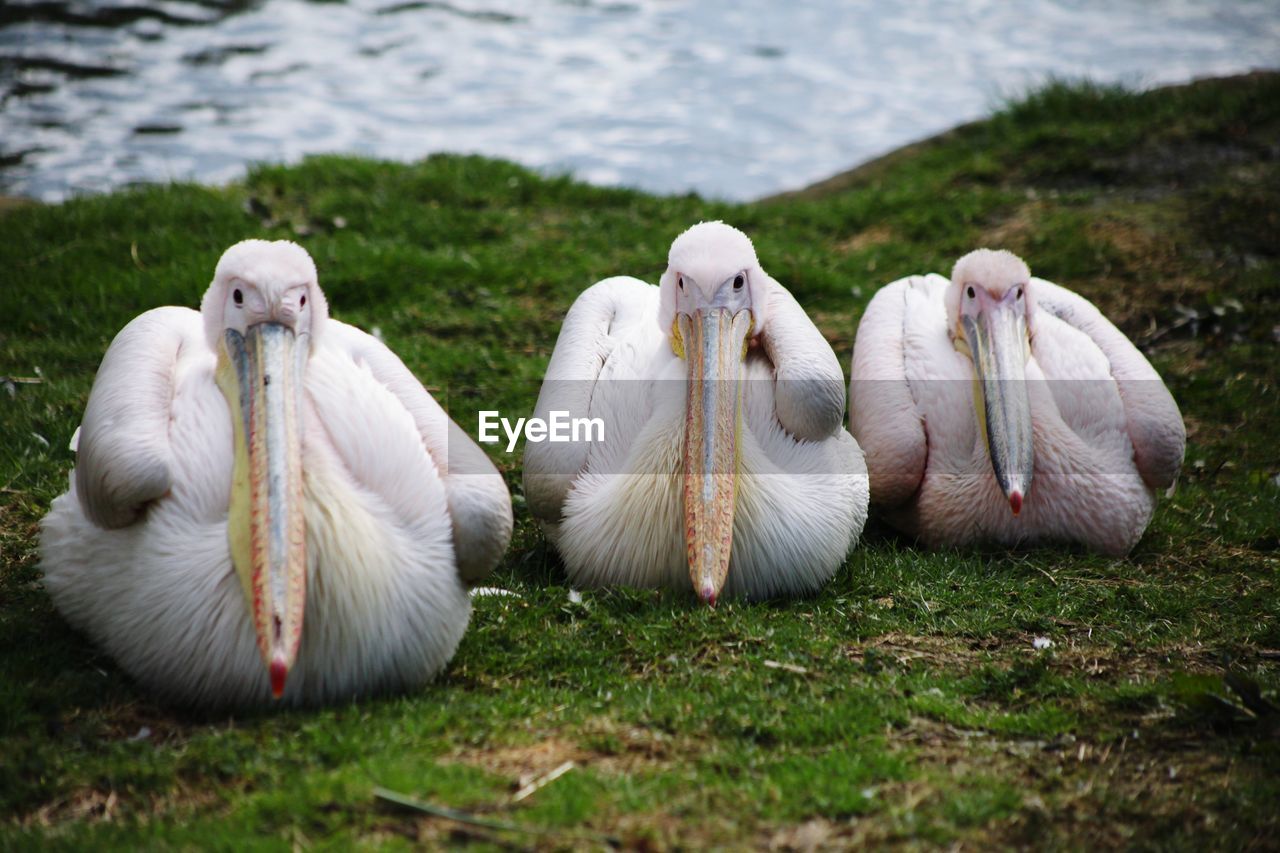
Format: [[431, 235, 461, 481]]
[[202, 239, 327, 698], [946, 248, 1035, 515], [657, 222, 769, 606]]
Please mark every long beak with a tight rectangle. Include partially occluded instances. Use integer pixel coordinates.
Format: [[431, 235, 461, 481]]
[[964, 302, 1034, 515], [218, 322, 307, 698], [679, 308, 752, 605]]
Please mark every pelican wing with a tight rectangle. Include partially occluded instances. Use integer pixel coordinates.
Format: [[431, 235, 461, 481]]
[[1030, 278, 1186, 491], [74, 307, 204, 529], [523, 276, 656, 523], [322, 322, 513, 584], [848, 276, 937, 507], [758, 275, 846, 440]]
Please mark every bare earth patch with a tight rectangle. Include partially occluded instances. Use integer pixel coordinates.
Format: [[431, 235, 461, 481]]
[[446, 716, 697, 787], [835, 224, 897, 256], [21, 781, 222, 833]]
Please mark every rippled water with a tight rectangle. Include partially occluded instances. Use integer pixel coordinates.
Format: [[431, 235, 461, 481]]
[[2, 0, 1278, 202]]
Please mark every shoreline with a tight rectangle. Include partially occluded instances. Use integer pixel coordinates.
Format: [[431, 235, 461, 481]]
[[1, 71, 1271, 217]]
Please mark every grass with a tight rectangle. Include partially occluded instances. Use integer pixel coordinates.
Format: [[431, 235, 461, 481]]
[[2, 72, 1279, 848]]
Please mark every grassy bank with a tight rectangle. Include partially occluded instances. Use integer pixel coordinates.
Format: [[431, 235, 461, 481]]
[[2, 72, 1278, 848]]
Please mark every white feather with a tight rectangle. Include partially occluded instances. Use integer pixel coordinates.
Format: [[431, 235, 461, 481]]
[[850, 259, 1184, 555], [40, 240, 512, 708], [526, 240, 868, 601]]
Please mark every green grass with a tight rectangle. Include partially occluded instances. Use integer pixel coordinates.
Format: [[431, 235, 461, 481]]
[[3, 72, 1279, 848]]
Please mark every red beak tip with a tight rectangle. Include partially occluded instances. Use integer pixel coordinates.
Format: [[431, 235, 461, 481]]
[[701, 586, 718, 607], [1009, 491, 1023, 516], [269, 656, 289, 699]]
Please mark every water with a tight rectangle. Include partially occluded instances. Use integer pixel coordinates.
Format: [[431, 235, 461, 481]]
[[2, 0, 1278, 202]]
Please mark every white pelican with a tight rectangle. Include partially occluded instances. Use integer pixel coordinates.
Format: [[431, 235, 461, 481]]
[[40, 240, 513, 707], [849, 248, 1185, 555], [524, 222, 868, 604]]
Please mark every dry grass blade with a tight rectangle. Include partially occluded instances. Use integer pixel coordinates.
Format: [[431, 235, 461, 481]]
[[763, 660, 810, 675], [1031, 565, 1059, 586], [374, 786, 526, 834], [372, 786, 620, 847], [511, 759, 575, 802]]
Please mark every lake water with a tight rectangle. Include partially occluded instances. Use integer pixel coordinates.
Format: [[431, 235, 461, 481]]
[[2, 0, 1278, 202]]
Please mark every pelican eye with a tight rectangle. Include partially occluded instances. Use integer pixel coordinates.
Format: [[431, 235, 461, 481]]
[[233, 288, 244, 306], [300, 294, 307, 308], [677, 275, 684, 291], [1015, 286, 1024, 300], [966, 286, 975, 299], [733, 274, 744, 290]]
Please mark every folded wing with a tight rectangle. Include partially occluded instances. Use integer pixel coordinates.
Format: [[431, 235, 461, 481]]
[[1030, 278, 1185, 491], [522, 276, 657, 524], [74, 307, 204, 529], [323, 321, 514, 584], [758, 275, 846, 440], [848, 276, 937, 508]]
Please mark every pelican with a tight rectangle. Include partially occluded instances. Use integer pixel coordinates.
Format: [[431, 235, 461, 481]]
[[849, 248, 1185, 555], [524, 222, 868, 604], [39, 240, 513, 707]]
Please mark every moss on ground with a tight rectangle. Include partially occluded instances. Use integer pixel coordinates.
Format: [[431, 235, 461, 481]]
[[2, 72, 1278, 848]]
